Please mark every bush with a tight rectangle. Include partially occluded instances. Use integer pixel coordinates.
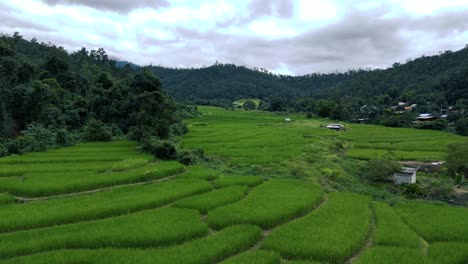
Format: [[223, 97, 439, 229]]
[[56, 129, 74, 146], [177, 148, 205, 165], [20, 123, 57, 152], [243, 100, 256, 110], [360, 158, 401, 182], [0, 142, 8, 157], [143, 138, 177, 159], [401, 184, 426, 198], [306, 112, 313, 118], [81, 119, 113, 142], [455, 117, 468, 136], [445, 142, 468, 179]]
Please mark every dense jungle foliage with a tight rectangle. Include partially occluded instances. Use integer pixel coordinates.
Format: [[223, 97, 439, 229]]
[[0, 33, 190, 157]]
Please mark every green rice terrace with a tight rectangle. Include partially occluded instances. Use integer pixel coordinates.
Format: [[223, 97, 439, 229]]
[[0, 107, 467, 263]]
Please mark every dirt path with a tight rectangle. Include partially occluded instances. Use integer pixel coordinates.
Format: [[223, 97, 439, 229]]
[[345, 203, 376, 263]]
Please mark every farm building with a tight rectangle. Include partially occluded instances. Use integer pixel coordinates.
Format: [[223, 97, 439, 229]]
[[393, 167, 419, 184], [326, 124, 345, 131]]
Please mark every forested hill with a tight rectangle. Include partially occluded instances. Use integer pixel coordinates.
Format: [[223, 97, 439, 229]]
[[149, 64, 359, 103], [148, 46, 468, 107], [0, 33, 189, 157]]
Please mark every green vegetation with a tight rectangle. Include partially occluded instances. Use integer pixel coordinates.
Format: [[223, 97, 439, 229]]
[[0, 34, 188, 158], [262, 192, 371, 263], [173, 186, 248, 213], [340, 125, 465, 161], [395, 201, 468, 242], [213, 175, 264, 188], [0, 179, 212, 232], [428, 242, 468, 264], [109, 159, 149, 172], [0, 225, 262, 264], [355, 246, 432, 264], [219, 250, 280, 264], [0, 160, 184, 197], [0, 207, 207, 259], [180, 165, 219, 180], [0, 193, 14, 205], [373, 202, 421, 247], [208, 180, 324, 229]]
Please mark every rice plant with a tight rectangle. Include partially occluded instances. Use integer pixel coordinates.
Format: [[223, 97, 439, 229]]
[[262, 192, 371, 263], [373, 202, 421, 247], [395, 201, 468, 242], [0, 179, 212, 232], [0, 207, 208, 259], [208, 179, 324, 229], [173, 186, 248, 213], [0, 225, 262, 264], [213, 175, 263, 188]]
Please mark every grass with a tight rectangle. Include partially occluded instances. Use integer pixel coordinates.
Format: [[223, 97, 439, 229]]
[[0, 193, 15, 205], [180, 165, 219, 180], [428, 242, 468, 264], [183, 107, 463, 172], [208, 179, 324, 229], [0, 161, 118, 177], [0, 179, 212, 233], [213, 175, 263, 188], [262, 192, 371, 264], [0, 141, 153, 178], [0, 207, 208, 259], [395, 201, 468, 242], [0, 161, 185, 197], [339, 124, 465, 161], [373, 202, 421, 248], [219, 250, 280, 264], [109, 159, 149, 171], [354, 246, 433, 264], [173, 186, 249, 214], [0, 225, 262, 264]]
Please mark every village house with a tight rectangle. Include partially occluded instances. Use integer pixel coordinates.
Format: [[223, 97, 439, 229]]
[[393, 167, 419, 184]]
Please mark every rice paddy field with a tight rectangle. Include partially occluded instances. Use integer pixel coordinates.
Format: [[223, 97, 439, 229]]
[[0, 107, 467, 263]]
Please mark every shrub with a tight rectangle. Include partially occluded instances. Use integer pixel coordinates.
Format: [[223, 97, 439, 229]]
[[142, 138, 177, 159], [55, 129, 74, 146], [454, 117, 468, 136], [401, 184, 426, 199], [81, 119, 112, 142], [445, 142, 468, 179], [243, 100, 256, 110], [176, 148, 204, 165], [0, 142, 8, 157], [360, 158, 401, 182], [20, 123, 56, 152]]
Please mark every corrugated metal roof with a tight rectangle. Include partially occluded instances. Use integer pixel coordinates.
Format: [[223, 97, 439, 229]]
[[399, 167, 419, 174]]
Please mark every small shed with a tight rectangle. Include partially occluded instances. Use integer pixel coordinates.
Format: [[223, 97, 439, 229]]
[[393, 167, 419, 184], [284, 118, 291, 122], [326, 124, 345, 131]]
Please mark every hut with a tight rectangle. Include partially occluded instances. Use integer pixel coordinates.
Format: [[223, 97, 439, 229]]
[[393, 167, 419, 184], [326, 124, 345, 131]]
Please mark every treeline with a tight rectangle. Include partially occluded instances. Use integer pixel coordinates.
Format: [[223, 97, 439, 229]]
[[146, 46, 468, 135], [0, 33, 197, 159]]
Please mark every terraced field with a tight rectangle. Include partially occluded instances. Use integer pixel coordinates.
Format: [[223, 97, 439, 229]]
[[0, 109, 467, 263]]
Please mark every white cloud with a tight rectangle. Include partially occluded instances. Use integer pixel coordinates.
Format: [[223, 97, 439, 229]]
[[1, 0, 468, 74]]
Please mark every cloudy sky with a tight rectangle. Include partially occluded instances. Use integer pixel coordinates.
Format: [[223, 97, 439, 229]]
[[1, 0, 468, 75]]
